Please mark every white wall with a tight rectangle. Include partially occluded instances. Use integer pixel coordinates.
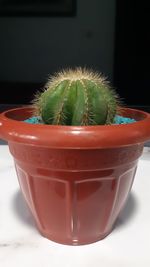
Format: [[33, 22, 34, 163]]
[[0, 0, 116, 83]]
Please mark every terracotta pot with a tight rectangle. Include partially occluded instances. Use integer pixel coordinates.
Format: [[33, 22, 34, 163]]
[[0, 107, 150, 245]]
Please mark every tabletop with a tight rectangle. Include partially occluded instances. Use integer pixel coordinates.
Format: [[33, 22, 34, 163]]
[[0, 145, 150, 267]]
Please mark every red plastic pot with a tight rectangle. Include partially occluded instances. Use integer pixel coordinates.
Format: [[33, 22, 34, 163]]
[[0, 107, 150, 245]]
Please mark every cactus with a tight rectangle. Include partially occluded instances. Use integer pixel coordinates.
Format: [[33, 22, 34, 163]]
[[33, 68, 119, 126]]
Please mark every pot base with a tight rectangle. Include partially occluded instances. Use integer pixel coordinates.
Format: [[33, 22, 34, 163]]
[[40, 228, 113, 246]]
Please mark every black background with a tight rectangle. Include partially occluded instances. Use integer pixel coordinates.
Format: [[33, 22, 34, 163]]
[[0, 0, 150, 111], [114, 0, 150, 111]]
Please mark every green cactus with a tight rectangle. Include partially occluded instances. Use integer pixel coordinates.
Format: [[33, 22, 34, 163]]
[[33, 68, 119, 126]]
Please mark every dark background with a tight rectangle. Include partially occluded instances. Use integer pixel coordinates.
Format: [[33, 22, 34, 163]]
[[114, 0, 150, 112], [0, 0, 150, 112]]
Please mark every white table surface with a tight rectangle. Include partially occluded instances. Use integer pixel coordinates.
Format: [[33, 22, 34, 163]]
[[0, 145, 150, 267]]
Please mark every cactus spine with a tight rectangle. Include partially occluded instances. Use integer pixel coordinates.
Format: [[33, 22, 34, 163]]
[[33, 68, 119, 126]]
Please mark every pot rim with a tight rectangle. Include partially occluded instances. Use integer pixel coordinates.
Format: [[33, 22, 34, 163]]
[[0, 106, 150, 148]]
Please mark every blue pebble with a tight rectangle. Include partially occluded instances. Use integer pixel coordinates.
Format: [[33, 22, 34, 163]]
[[24, 115, 136, 125], [114, 115, 136, 124], [24, 116, 43, 124]]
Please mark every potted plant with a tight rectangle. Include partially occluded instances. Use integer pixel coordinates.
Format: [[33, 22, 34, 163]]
[[0, 68, 150, 245]]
